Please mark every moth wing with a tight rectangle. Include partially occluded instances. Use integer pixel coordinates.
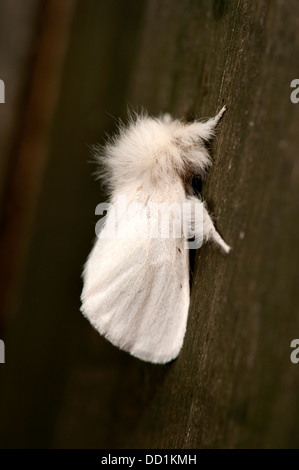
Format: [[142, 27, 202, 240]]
[[81, 205, 190, 364]]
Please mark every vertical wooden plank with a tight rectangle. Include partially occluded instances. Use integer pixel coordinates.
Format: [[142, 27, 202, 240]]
[[0, 0, 43, 209], [120, 0, 299, 448], [0, 0, 76, 329]]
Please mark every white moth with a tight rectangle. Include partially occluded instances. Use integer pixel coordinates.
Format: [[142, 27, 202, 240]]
[[81, 106, 230, 364]]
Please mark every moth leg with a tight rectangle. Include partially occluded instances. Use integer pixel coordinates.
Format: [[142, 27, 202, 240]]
[[187, 196, 230, 253], [202, 204, 230, 253], [210, 105, 226, 126], [181, 106, 227, 142], [198, 105, 227, 138]]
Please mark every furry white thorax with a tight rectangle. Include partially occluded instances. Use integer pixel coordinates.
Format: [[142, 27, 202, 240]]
[[99, 113, 211, 194]]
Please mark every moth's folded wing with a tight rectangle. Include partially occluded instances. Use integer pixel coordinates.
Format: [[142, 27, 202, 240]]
[[81, 234, 190, 364]]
